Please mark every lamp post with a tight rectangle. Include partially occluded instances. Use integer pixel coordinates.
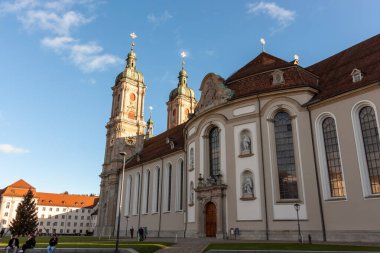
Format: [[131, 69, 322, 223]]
[[115, 152, 127, 253], [294, 203, 302, 243]]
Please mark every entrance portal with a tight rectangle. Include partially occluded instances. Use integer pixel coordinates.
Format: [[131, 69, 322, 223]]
[[205, 202, 217, 237]]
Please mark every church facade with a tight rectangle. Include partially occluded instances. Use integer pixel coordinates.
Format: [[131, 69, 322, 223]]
[[96, 34, 380, 242]]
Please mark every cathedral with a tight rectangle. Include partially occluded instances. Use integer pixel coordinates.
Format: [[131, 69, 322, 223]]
[[95, 34, 380, 242]]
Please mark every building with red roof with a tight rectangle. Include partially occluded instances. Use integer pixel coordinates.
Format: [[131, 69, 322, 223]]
[[97, 34, 380, 242], [0, 179, 99, 235]]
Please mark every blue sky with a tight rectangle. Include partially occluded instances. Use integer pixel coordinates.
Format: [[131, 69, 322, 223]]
[[0, 0, 379, 195]]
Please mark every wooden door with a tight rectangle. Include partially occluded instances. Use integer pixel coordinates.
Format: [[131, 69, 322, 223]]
[[205, 202, 217, 237]]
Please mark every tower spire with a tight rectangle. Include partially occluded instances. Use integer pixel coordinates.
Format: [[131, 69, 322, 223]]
[[167, 51, 197, 129], [146, 106, 154, 138], [127, 32, 137, 68], [130, 32, 137, 50], [178, 51, 188, 87]]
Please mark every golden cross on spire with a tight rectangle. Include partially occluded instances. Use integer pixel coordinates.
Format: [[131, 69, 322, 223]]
[[130, 32, 137, 49], [180, 51, 187, 69]]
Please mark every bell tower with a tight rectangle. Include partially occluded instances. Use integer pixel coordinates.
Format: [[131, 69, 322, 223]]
[[167, 52, 197, 129], [97, 33, 146, 236]]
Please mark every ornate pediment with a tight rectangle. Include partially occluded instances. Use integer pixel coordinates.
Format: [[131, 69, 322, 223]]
[[195, 73, 233, 114]]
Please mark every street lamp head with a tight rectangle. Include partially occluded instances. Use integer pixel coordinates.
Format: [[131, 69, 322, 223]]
[[119, 152, 127, 156], [294, 203, 300, 211]]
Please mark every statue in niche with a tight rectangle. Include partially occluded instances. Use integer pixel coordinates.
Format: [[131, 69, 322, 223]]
[[242, 175, 254, 198], [241, 134, 252, 155]]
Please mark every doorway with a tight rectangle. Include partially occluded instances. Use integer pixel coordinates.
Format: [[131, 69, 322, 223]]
[[205, 202, 217, 237]]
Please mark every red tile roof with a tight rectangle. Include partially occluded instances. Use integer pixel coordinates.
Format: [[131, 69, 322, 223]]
[[227, 65, 319, 99], [306, 33, 380, 103], [225, 52, 319, 99], [127, 123, 185, 168], [8, 179, 35, 190], [1, 180, 99, 208], [36, 192, 98, 208], [225, 34, 380, 104], [0, 179, 36, 197], [226, 52, 294, 83]]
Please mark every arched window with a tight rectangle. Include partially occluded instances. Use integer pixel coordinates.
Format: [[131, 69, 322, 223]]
[[209, 127, 220, 178], [359, 106, 380, 194], [133, 173, 140, 215], [125, 175, 132, 216], [322, 117, 345, 197], [189, 148, 195, 171], [152, 167, 160, 213], [176, 160, 184, 211], [144, 170, 151, 213], [165, 164, 172, 212], [274, 112, 298, 199]]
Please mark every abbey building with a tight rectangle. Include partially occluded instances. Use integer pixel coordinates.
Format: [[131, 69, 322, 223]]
[[96, 34, 380, 242]]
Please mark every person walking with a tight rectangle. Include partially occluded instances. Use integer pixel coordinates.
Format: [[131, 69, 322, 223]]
[[5, 234, 19, 253], [130, 226, 134, 239], [47, 233, 58, 253]]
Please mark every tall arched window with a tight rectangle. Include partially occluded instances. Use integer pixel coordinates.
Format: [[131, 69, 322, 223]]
[[176, 160, 184, 211], [165, 164, 172, 212], [133, 173, 140, 215], [125, 175, 132, 216], [144, 170, 151, 213], [359, 106, 380, 194], [152, 167, 160, 213], [209, 127, 220, 178], [274, 112, 298, 199], [322, 117, 345, 197]]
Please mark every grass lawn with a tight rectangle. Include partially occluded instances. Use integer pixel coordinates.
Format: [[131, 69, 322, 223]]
[[0, 236, 172, 253], [203, 243, 380, 252]]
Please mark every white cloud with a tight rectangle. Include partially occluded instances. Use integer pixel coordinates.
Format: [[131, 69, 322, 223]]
[[71, 43, 102, 55], [41, 36, 75, 50], [69, 42, 122, 72], [81, 54, 122, 72], [0, 144, 29, 154], [1, 0, 120, 73], [0, 0, 36, 14], [247, 2, 295, 27], [21, 10, 91, 35], [147, 10, 173, 25]]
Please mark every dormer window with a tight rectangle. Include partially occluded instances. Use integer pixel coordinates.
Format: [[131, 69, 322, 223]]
[[351, 68, 363, 83], [271, 70, 285, 85]]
